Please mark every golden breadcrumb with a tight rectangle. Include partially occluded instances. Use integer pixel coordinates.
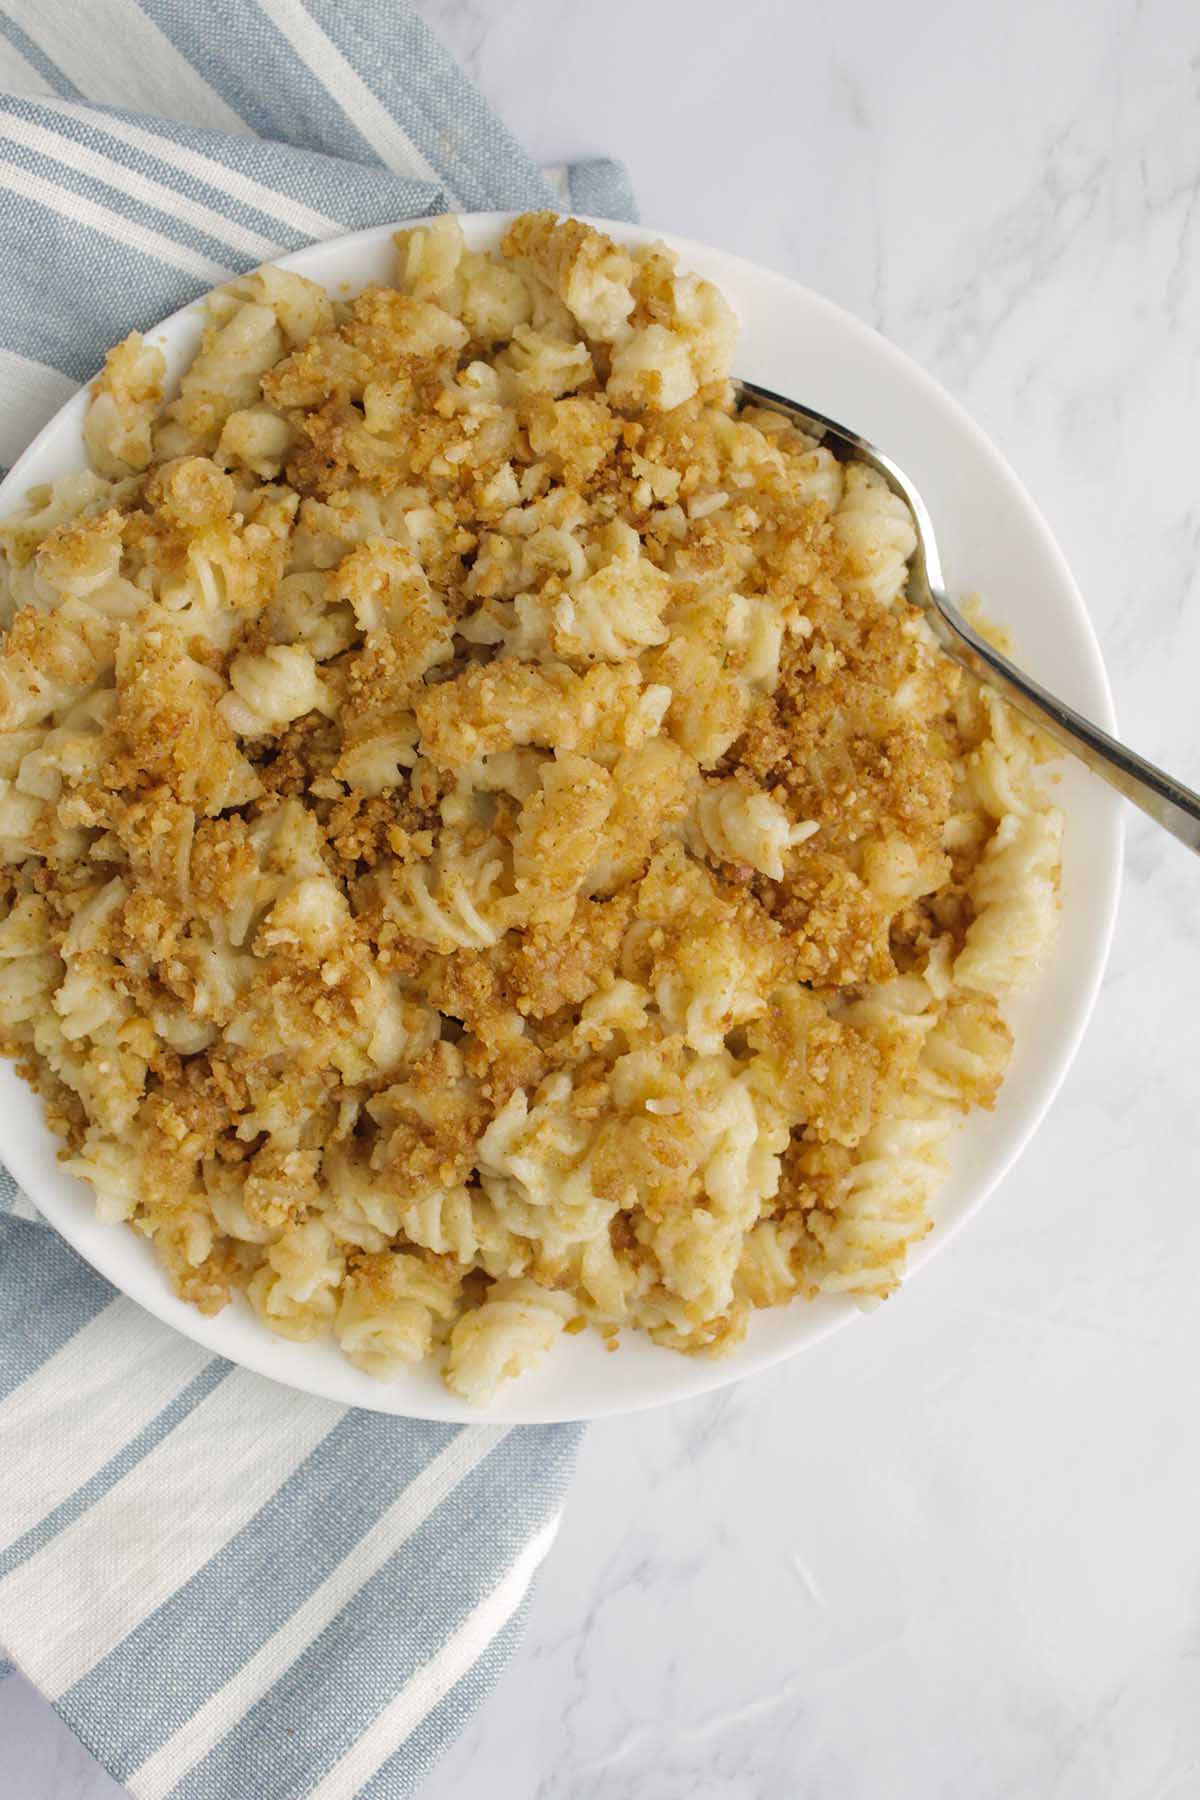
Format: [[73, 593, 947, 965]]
[[0, 213, 1062, 1405]]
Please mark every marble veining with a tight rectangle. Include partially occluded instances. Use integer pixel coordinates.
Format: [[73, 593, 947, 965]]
[[6, 0, 1200, 1793]]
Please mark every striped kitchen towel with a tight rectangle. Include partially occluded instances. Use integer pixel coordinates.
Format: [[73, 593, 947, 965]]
[[0, 4, 634, 1794]]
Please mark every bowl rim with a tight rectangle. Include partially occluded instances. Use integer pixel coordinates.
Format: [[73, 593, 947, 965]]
[[0, 211, 1123, 1423]]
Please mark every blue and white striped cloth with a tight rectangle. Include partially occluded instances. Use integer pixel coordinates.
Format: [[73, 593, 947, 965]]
[[0, 4, 634, 1793]]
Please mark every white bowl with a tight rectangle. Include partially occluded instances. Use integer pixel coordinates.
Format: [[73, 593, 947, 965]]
[[0, 215, 1122, 1423]]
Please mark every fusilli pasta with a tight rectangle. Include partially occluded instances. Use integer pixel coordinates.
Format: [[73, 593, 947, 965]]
[[0, 213, 1063, 1403]]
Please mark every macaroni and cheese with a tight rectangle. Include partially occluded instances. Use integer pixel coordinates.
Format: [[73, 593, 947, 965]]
[[0, 215, 1061, 1403]]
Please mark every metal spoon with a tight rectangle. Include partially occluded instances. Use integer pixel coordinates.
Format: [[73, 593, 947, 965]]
[[737, 378, 1200, 853]]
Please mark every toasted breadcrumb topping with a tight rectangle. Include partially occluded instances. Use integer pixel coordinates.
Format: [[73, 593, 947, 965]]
[[0, 215, 1061, 1404]]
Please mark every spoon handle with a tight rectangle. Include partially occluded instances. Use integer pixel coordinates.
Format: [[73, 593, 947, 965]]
[[927, 592, 1200, 853], [734, 377, 1200, 852]]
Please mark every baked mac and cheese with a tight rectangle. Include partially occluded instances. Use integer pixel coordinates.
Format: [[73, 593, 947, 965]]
[[0, 215, 1061, 1403]]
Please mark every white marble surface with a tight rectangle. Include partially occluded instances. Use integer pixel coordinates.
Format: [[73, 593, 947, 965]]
[[6, 0, 1200, 1793]]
